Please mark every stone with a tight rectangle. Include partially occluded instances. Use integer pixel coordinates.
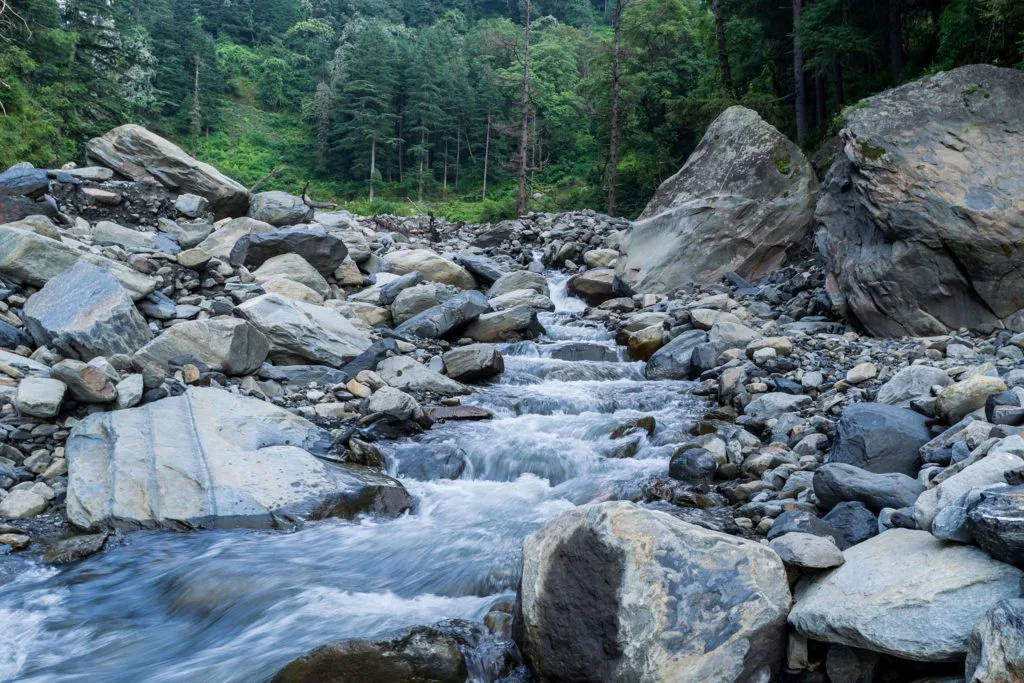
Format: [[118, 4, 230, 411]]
[[271, 621, 482, 683], [391, 283, 459, 325], [43, 533, 109, 564], [0, 225, 156, 299], [966, 599, 1024, 683], [247, 191, 313, 226], [195, 217, 275, 258], [383, 249, 476, 289], [0, 165, 49, 196], [229, 227, 347, 275], [333, 258, 363, 286], [745, 392, 812, 420], [814, 463, 924, 512], [174, 193, 209, 218], [377, 356, 468, 396], [0, 489, 48, 519], [877, 365, 952, 407], [489, 288, 555, 312], [668, 447, 718, 483], [66, 387, 412, 530], [645, 329, 708, 380], [967, 485, 1024, 568], [766, 510, 839, 544], [453, 253, 506, 284], [115, 373, 144, 409], [825, 645, 879, 683], [626, 325, 664, 361], [426, 404, 493, 422], [50, 359, 117, 403], [16, 377, 66, 418], [135, 318, 269, 376], [442, 344, 504, 382], [487, 270, 550, 298], [583, 248, 619, 268], [394, 290, 491, 339], [828, 402, 931, 476], [845, 362, 877, 384], [463, 304, 543, 342], [770, 532, 845, 569], [365, 386, 425, 423], [915, 449, 1024, 531], [821, 502, 878, 550], [567, 268, 616, 306], [93, 220, 180, 253], [237, 294, 371, 367], [709, 320, 759, 350], [23, 260, 152, 359], [937, 376, 1007, 424], [253, 253, 330, 298], [392, 444, 468, 481], [87, 124, 248, 217], [0, 533, 30, 550], [519, 501, 791, 682], [262, 278, 325, 305], [789, 529, 1024, 662], [617, 106, 817, 292], [816, 65, 1024, 335], [336, 229, 370, 263], [176, 248, 211, 269]]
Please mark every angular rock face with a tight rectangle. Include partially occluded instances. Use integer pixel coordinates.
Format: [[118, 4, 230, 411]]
[[827, 403, 931, 476], [383, 249, 476, 289], [816, 65, 1024, 336], [247, 191, 314, 227], [23, 260, 152, 360], [236, 294, 372, 367], [617, 106, 817, 293], [134, 318, 269, 375], [519, 501, 791, 682], [645, 329, 707, 380], [196, 217, 274, 258], [395, 291, 491, 339], [66, 387, 412, 530], [391, 282, 460, 325], [463, 304, 543, 342], [86, 125, 248, 218], [93, 221, 180, 253], [788, 529, 1024, 662], [0, 225, 157, 300], [966, 599, 1024, 683], [377, 356, 468, 396], [487, 270, 549, 298], [442, 344, 504, 382], [229, 227, 348, 275], [253, 254, 330, 298], [915, 449, 1024, 531], [813, 463, 924, 512], [876, 365, 951, 407], [967, 485, 1024, 568], [567, 269, 616, 306]]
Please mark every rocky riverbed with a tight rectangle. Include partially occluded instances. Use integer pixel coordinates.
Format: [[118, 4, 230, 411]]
[[1, 63, 1024, 683]]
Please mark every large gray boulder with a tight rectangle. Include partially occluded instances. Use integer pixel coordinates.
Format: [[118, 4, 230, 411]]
[[487, 270, 549, 298], [966, 599, 1024, 683], [876, 365, 952, 407], [391, 282, 460, 325], [86, 124, 248, 218], [463, 304, 543, 342], [395, 290, 491, 339], [23, 260, 152, 359], [915, 446, 1024, 531], [236, 294, 372, 367], [813, 463, 925, 512], [66, 387, 411, 530], [93, 221, 180, 254], [229, 227, 347, 275], [247, 191, 313, 226], [816, 65, 1024, 335], [383, 249, 476, 289], [788, 529, 1024, 662], [196, 217, 274, 259], [134, 318, 269, 375], [645, 329, 708, 380], [0, 225, 156, 300], [967, 484, 1024, 568], [519, 501, 791, 682], [828, 402, 931, 476], [617, 106, 817, 293], [377, 356, 468, 396]]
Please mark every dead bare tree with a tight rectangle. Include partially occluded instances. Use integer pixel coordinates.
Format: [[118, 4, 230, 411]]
[[301, 182, 338, 210]]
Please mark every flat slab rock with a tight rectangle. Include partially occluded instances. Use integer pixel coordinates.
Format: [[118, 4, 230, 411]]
[[66, 387, 411, 530], [789, 528, 1024, 662]]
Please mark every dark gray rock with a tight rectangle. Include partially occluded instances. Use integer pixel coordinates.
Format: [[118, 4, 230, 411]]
[[0, 165, 49, 197], [378, 271, 424, 307], [0, 319, 32, 349], [770, 532, 845, 569], [23, 260, 152, 360], [966, 599, 1024, 683], [392, 444, 468, 481], [814, 463, 925, 512], [395, 291, 492, 339], [258, 364, 349, 386], [229, 227, 348, 275], [766, 510, 837, 544], [134, 318, 269, 376], [668, 447, 717, 483], [247, 191, 313, 226], [645, 329, 708, 380], [454, 253, 506, 284], [816, 65, 1024, 335], [828, 402, 931, 476], [442, 344, 504, 382], [822, 502, 878, 550], [967, 485, 1024, 568]]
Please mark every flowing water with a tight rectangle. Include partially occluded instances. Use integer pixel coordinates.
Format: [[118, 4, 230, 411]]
[[0, 274, 701, 683]]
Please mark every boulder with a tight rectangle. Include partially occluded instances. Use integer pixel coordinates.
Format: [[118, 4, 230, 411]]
[[0, 225, 156, 300], [617, 106, 817, 293], [815, 65, 1024, 335], [50, 359, 117, 403], [261, 277, 324, 305], [392, 444, 468, 481], [382, 249, 476, 289], [134, 318, 269, 376], [813, 463, 924, 512], [377, 356, 468, 396], [966, 599, 1024, 683], [645, 329, 708, 380], [229, 227, 347, 275], [66, 387, 412, 530], [789, 529, 1024, 661], [253, 253, 330, 298], [0, 489, 47, 519], [936, 376, 1007, 424], [876, 365, 952, 407], [567, 269, 616, 306], [394, 291, 491, 339], [16, 377, 66, 418], [519, 501, 791, 682], [174, 193, 209, 218], [247, 191, 313, 226], [336, 230, 370, 263], [453, 253, 506, 284], [23, 260, 152, 359], [442, 344, 504, 382], [271, 621, 482, 683], [391, 283, 460, 325], [487, 270, 549, 298], [770, 532, 845, 570], [462, 304, 543, 342], [745, 392, 812, 420], [915, 450, 1024, 531], [93, 220, 180, 253], [489, 288, 554, 312], [821, 502, 878, 550], [967, 485, 1024, 568], [236, 294, 372, 367], [195, 217, 274, 258], [86, 124, 248, 218], [828, 403, 931, 476]]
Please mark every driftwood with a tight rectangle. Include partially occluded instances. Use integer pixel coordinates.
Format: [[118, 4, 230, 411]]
[[301, 182, 337, 209], [248, 167, 286, 194]]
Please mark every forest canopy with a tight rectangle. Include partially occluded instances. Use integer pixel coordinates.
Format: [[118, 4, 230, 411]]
[[1, 0, 1021, 220]]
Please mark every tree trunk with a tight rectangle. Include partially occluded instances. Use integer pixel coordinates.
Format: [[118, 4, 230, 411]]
[[397, 118, 404, 183], [517, 0, 532, 217], [455, 123, 461, 189], [369, 138, 376, 202], [815, 73, 826, 129], [482, 112, 491, 201], [608, 0, 623, 217], [190, 56, 202, 157], [792, 0, 807, 147], [888, 0, 903, 83], [712, 0, 735, 98], [833, 56, 845, 105], [418, 129, 425, 203], [443, 139, 449, 196]]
